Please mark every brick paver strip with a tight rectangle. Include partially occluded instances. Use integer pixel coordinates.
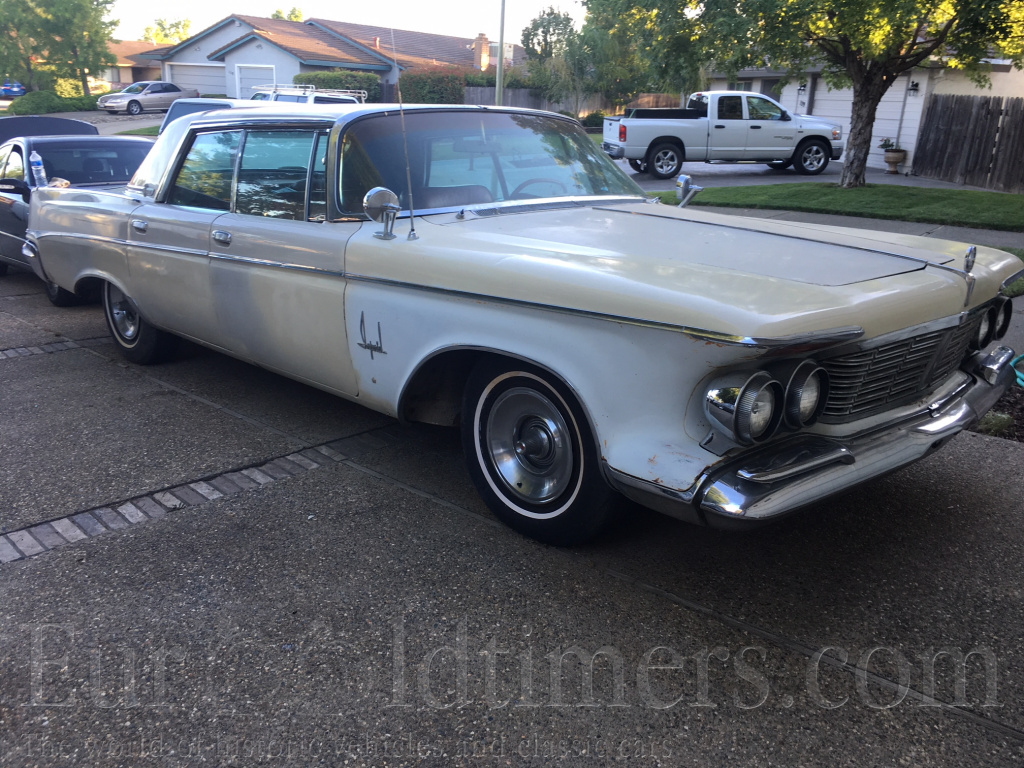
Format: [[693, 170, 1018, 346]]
[[154, 491, 186, 509], [224, 471, 259, 491], [209, 475, 243, 495], [271, 457, 306, 475], [94, 507, 129, 531], [312, 444, 346, 462], [133, 497, 167, 518], [170, 486, 207, 505], [241, 467, 274, 484], [288, 452, 320, 470], [116, 502, 148, 524], [259, 461, 292, 481], [29, 523, 68, 550], [8, 531, 45, 557], [71, 512, 106, 537], [0, 536, 23, 563], [51, 518, 88, 543], [190, 481, 223, 501]]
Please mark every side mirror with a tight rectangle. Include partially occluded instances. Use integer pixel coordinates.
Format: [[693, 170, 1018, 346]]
[[780, 111, 792, 122], [0, 178, 31, 202], [675, 174, 703, 207], [363, 186, 401, 240]]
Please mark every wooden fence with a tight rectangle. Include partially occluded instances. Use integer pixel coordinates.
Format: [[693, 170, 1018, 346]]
[[914, 94, 1024, 193], [464, 87, 611, 116]]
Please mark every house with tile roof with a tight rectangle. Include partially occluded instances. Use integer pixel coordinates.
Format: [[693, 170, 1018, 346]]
[[147, 15, 525, 99], [99, 41, 163, 89]]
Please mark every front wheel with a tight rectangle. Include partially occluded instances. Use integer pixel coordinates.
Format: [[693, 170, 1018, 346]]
[[647, 142, 683, 179], [766, 160, 791, 171], [45, 280, 77, 307], [794, 140, 830, 175], [462, 360, 616, 545], [126, 100, 143, 116], [103, 282, 176, 364]]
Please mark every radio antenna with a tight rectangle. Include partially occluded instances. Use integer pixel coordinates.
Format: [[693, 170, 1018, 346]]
[[390, 29, 418, 240]]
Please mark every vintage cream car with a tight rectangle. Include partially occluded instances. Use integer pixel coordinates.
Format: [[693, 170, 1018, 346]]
[[24, 105, 1021, 544]]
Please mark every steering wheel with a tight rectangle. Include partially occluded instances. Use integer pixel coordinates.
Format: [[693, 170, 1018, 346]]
[[510, 178, 568, 198]]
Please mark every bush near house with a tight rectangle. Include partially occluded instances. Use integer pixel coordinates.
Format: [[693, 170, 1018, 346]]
[[293, 71, 382, 102], [398, 67, 468, 104], [4, 90, 102, 115]]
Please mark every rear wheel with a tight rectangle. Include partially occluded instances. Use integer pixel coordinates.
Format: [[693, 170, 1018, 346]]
[[127, 100, 143, 116], [628, 159, 648, 173], [766, 160, 792, 170], [103, 282, 176, 364], [44, 280, 77, 307], [647, 142, 683, 179], [794, 140, 830, 175], [461, 360, 616, 545]]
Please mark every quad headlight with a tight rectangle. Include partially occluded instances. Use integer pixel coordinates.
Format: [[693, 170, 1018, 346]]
[[782, 360, 829, 428], [993, 297, 1013, 341]]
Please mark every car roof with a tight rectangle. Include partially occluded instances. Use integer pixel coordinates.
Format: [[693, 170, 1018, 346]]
[[0, 116, 100, 143]]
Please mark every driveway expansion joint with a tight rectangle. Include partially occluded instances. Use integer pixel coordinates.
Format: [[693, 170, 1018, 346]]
[[0, 427, 399, 565]]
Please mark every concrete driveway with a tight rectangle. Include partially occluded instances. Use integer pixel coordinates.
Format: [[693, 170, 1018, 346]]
[[2, 259, 1024, 765]]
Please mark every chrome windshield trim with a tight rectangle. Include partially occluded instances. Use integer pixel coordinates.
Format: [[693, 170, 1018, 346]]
[[1002, 268, 1024, 294], [376, 195, 648, 220]]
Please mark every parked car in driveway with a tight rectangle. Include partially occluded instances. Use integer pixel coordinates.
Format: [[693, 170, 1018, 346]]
[[0, 128, 152, 304], [2, 80, 27, 98], [24, 104, 1021, 544], [97, 81, 200, 115]]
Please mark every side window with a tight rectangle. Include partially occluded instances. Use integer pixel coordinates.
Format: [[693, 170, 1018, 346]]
[[235, 130, 317, 221], [747, 96, 784, 121], [168, 130, 241, 210], [0, 146, 11, 179], [5, 148, 24, 181], [717, 96, 743, 120]]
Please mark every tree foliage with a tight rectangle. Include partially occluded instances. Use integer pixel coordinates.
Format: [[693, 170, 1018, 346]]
[[585, 0, 1024, 186], [143, 18, 193, 44], [271, 8, 304, 22], [0, 0, 116, 96], [522, 7, 577, 60]]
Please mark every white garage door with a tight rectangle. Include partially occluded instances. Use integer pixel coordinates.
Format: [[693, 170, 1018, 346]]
[[166, 63, 227, 96], [237, 65, 276, 99]]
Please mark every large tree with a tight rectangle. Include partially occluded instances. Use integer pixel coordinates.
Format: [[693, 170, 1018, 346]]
[[0, 0, 116, 95], [271, 8, 304, 22], [143, 18, 193, 45], [586, 0, 1024, 187]]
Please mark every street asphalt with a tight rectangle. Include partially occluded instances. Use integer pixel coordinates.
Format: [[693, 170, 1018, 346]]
[[2, 108, 1024, 767]]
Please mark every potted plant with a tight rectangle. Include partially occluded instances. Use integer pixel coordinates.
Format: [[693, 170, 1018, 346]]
[[878, 138, 907, 174]]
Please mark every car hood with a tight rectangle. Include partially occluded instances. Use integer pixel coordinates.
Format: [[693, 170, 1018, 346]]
[[347, 201, 1019, 343]]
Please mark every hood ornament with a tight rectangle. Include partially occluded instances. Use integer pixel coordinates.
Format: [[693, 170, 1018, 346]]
[[964, 245, 977, 274]]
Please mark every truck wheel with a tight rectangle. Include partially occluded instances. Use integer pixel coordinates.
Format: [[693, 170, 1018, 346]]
[[628, 159, 648, 174], [766, 160, 792, 170], [103, 282, 176, 364], [795, 140, 830, 175], [647, 143, 683, 179], [127, 100, 143, 116], [461, 359, 617, 546], [45, 280, 77, 307]]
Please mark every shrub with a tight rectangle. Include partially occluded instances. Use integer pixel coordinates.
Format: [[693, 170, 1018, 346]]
[[6, 90, 66, 115], [580, 110, 605, 128], [200, 93, 228, 99], [64, 94, 102, 111], [398, 67, 469, 104], [293, 70, 382, 102], [54, 78, 84, 98]]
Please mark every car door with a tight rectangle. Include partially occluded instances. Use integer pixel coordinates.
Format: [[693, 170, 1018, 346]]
[[744, 95, 797, 158], [707, 95, 748, 160], [126, 130, 238, 344], [204, 128, 360, 395], [0, 144, 30, 266]]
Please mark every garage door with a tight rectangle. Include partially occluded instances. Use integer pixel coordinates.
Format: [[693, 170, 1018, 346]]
[[237, 65, 276, 99], [166, 63, 227, 96]]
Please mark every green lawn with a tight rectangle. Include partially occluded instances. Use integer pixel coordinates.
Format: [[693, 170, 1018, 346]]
[[116, 125, 160, 136], [652, 183, 1024, 232]]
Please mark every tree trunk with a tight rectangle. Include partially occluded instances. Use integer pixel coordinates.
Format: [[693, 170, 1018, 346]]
[[839, 76, 890, 188]]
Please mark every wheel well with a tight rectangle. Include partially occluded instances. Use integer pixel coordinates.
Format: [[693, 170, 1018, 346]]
[[72, 275, 104, 302], [796, 136, 828, 152], [398, 349, 588, 431], [647, 137, 685, 159]]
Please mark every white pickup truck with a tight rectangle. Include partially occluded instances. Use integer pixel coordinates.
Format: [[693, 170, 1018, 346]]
[[602, 91, 845, 178]]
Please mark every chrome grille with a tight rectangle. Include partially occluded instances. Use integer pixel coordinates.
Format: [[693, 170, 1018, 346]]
[[819, 313, 983, 422]]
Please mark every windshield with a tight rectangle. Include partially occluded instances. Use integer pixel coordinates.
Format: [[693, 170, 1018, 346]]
[[122, 83, 147, 94], [339, 110, 645, 214]]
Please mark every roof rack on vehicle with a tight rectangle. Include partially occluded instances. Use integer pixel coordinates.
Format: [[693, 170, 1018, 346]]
[[250, 84, 368, 102]]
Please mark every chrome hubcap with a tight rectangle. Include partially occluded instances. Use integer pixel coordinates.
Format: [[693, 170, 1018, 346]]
[[107, 286, 139, 341], [485, 387, 573, 504], [653, 150, 677, 175], [803, 147, 825, 171]]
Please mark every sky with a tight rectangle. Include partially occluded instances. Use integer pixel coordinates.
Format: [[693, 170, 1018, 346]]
[[108, 0, 588, 46]]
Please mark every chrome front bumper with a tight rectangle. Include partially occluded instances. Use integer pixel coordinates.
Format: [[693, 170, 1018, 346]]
[[608, 346, 1016, 529]]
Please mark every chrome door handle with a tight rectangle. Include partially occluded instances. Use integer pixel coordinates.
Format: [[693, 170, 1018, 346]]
[[212, 230, 232, 245], [131, 219, 147, 233]]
